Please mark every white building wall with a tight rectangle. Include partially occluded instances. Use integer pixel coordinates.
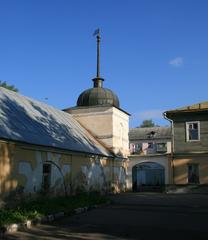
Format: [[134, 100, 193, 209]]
[[67, 106, 129, 157], [112, 107, 129, 157]]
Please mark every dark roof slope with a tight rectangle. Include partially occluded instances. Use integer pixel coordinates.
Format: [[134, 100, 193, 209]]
[[0, 87, 111, 157], [129, 127, 171, 140]]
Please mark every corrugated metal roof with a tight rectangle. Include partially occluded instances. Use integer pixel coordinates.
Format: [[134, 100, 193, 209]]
[[0, 87, 112, 157], [165, 101, 208, 113], [129, 127, 171, 140]]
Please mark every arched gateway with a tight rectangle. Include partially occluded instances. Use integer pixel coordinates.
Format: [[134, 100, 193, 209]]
[[132, 162, 165, 191]]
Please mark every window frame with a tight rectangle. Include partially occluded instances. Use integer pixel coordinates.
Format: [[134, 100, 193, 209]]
[[186, 121, 200, 142]]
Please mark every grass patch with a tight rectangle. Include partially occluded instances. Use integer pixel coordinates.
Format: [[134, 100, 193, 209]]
[[0, 192, 108, 226]]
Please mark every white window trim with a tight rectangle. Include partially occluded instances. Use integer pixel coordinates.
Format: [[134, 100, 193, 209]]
[[186, 121, 200, 142]]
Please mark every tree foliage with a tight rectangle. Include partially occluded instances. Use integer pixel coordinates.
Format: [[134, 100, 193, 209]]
[[139, 119, 156, 128], [0, 80, 18, 92]]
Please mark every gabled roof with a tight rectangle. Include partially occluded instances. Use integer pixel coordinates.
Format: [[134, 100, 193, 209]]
[[0, 87, 112, 157], [165, 101, 208, 114], [129, 127, 171, 140]]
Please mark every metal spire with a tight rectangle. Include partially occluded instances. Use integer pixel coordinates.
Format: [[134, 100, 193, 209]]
[[92, 28, 104, 88], [96, 29, 100, 78]]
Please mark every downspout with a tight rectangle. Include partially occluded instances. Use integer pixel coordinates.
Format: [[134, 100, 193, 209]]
[[163, 112, 175, 185]]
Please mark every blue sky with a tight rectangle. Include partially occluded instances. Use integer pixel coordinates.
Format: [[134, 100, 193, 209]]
[[0, 0, 208, 127]]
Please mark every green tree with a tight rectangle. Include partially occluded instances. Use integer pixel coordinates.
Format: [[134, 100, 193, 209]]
[[139, 119, 156, 128], [0, 80, 18, 92]]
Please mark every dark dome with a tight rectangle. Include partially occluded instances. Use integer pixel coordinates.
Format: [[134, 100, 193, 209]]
[[77, 78, 120, 108], [77, 87, 120, 108]]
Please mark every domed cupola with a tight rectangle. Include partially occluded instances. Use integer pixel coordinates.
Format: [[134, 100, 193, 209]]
[[77, 78, 120, 108], [76, 29, 120, 108]]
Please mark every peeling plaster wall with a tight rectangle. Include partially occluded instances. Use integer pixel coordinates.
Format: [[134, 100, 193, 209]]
[[45, 152, 71, 193], [18, 151, 42, 193], [17, 151, 72, 194], [0, 143, 73, 197], [81, 158, 105, 191], [0, 141, 127, 198]]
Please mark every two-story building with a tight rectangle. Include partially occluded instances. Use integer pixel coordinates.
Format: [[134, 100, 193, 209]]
[[164, 101, 208, 185], [127, 127, 172, 191]]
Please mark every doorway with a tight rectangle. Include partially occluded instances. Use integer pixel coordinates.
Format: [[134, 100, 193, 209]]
[[132, 162, 165, 191]]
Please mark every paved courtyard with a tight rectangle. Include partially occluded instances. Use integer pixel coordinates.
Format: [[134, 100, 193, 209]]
[[4, 192, 208, 240]]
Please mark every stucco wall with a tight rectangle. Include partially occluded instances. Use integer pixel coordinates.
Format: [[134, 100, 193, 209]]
[[68, 106, 129, 157], [67, 106, 113, 148], [112, 107, 129, 157], [0, 140, 127, 198], [0, 142, 17, 196], [126, 155, 172, 190]]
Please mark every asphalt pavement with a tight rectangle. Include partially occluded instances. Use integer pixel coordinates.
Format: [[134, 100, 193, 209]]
[[3, 192, 208, 240]]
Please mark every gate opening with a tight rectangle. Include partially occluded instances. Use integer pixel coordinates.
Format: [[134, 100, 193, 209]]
[[132, 162, 165, 192]]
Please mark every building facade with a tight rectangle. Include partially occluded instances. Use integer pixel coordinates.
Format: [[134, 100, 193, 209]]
[[164, 101, 208, 185], [127, 127, 172, 191]]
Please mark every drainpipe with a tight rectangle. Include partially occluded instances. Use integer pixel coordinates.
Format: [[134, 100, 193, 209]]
[[163, 112, 175, 185]]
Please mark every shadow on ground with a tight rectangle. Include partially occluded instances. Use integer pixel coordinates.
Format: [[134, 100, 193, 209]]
[[3, 193, 208, 240]]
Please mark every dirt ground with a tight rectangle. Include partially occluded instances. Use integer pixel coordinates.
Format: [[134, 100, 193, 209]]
[[3, 192, 208, 240]]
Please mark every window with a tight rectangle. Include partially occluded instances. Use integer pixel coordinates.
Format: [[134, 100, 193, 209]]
[[188, 164, 199, 184], [130, 143, 136, 153], [186, 121, 200, 141], [136, 144, 142, 153], [42, 163, 51, 191], [156, 143, 167, 153], [148, 142, 153, 149], [130, 143, 142, 154]]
